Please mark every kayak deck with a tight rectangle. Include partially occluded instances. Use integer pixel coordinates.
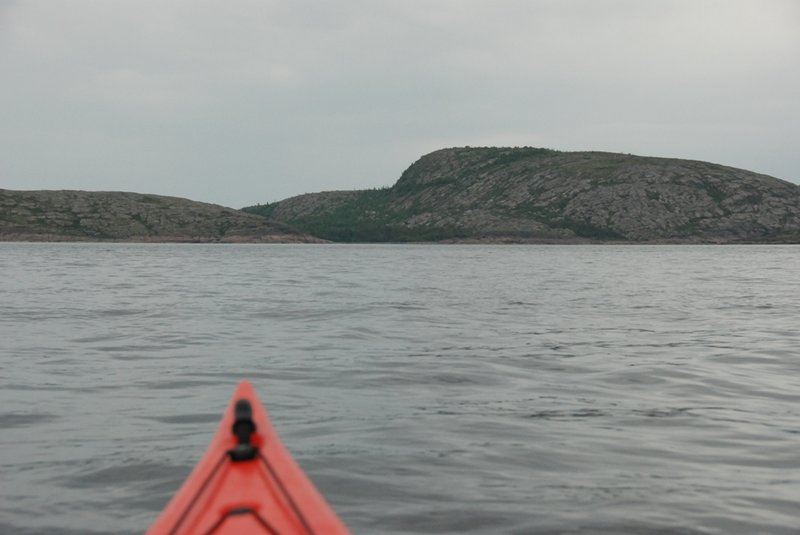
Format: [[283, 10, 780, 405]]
[[146, 380, 350, 535]]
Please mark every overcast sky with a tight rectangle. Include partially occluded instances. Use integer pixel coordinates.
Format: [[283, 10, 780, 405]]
[[2, 0, 798, 208]]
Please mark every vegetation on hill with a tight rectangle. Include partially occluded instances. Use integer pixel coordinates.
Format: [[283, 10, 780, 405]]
[[245, 187, 472, 242]]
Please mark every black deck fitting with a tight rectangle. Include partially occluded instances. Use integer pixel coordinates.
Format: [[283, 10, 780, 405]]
[[229, 399, 258, 461]]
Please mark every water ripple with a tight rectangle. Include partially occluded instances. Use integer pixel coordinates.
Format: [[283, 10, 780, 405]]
[[1, 243, 800, 534]]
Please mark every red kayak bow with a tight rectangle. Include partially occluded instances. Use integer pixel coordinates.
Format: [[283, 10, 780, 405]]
[[146, 380, 350, 535]]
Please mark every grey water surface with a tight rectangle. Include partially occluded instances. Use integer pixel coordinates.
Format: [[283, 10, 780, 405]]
[[1, 243, 798, 534]]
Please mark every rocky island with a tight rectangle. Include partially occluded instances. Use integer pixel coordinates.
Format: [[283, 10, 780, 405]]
[[245, 147, 800, 243], [4, 148, 799, 244], [0, 189, 322, 243]]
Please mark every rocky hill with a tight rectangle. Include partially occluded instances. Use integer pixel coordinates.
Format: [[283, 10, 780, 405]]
[[0, 189, 322, 242], [244, 147, 800, 243]]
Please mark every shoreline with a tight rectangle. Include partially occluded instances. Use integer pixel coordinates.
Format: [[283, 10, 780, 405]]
[[2, 235, 798, 245]]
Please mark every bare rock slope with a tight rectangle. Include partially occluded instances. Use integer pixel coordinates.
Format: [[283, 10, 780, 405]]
[[0, 189, 322, 242], [246, 148, 800, 243]]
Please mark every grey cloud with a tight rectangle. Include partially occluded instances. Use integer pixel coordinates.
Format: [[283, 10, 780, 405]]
[[1, 0, 798, 208]]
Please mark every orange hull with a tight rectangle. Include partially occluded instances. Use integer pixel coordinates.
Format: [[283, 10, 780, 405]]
[[146, 380, 351, 535]]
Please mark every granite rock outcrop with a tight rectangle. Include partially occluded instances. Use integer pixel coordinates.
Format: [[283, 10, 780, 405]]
[[0, 189, 322, 242], [247, 148, 800, 243]]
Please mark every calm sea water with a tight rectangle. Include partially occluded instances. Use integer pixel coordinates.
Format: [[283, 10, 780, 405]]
[[0, 243, 799, 534]]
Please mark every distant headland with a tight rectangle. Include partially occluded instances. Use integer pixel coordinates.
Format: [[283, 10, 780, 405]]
[[3, 148, 800, 244], [0, 189, 323, 243], [244, 148, 800, 244]]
